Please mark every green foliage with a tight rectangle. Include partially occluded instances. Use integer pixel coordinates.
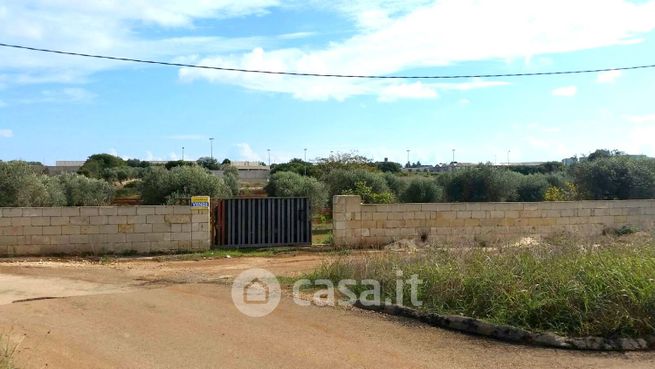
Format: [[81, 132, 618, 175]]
[[0, 161, 113, 206], [323, 168, 391, 201], [306, 239, 655, 338], [383, 172, 408, 198], [139, 165, 231, 205], [164, 160, 194, 170], [221, 164, 240, 196], [544, 182, 578, 201], [508, 161, 563, 175], [344, 181, 394, 204], [78, 153, 126, 179], [197, 157, 221, 170], [444, 165, 522, 202], [265, 171, 329, 211], [58, 173, 115, 206], [102, 166, 141, 183], [573, 156, 655, 200], [401, 177, 442, 203], [376, 160, 402, 173], [314, 152, 376, 178], [516, 174, 549, 202], [126, 158, 150, 168], [587, 149, 624, 161], [270, 158, 317, 177]]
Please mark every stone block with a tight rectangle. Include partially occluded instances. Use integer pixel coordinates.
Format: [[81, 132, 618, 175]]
[[0, 218, 10, 227], [80, 207, 99, 216], [70, 216, 91, 225], [42, 208, 62, 217], [147, 215, 165, 224], [50, 235, 71, 245], [118, 224, 135, 233], [61, 207, 81, 216], [61, 225, 81, 235], [127, 215, 147, 224], [2, 208, 22, 217], [117, 207, 137, 216], [152, 223, 171, 232], [22, 208, 43, 217], [30, 217, 50, 226], [24, 226, 43, 236], [135, 223, 152, 233], [126, 233, 145, 242], [136, 206, 156, 215], [145, 233, 167, 242], [100, 225, 118, 234], [505, 210, 519, 218], [155, 207, 175, 215], [11, 217, 31, 227], [489, 211, 504, 218], [70, 235, 90, 244], [98, 206, 118, 216], [165, 214, 191, 224], [50, 216, 71, 226], [108, 216, 128, 225], [172, 232, 192, 241], [174, 206, 191, 214], [80, 225, 100, 235], [89, 216, 107, 225]]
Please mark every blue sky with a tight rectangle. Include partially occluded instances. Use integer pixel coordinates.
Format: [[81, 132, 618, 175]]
[[1, 0, 655, 165]]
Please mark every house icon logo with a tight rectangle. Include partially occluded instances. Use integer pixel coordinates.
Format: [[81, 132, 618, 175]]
[[231, 268, 281, 317]]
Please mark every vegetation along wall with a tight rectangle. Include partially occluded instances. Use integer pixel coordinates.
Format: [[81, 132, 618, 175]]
[[0, 205, 210, 256], [333, 195, 655, 246]]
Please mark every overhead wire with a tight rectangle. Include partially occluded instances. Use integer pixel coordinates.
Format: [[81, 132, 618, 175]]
[[1, 42, 655, 79]]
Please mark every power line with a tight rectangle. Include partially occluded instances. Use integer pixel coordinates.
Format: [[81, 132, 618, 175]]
[[2, 42, 655, 80]]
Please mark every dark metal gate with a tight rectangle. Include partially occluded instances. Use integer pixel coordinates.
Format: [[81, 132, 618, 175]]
[[213, 197, 311, 247]]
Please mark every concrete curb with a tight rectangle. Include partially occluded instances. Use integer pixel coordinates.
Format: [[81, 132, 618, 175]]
[[354, 301, 655, 351]]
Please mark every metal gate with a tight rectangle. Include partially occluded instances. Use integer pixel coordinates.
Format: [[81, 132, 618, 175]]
[[213, 197, 311, 247]]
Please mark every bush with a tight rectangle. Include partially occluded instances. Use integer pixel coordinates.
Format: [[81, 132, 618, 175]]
[[383, 173, 408, 198], [221, 164, 240, 196], [322, 169, 392, 201], [139, 166, 231, 205], [0, 161, 66, 206], [443, 165, 521, 202], [57, 173, 115, 206], [343, 181, 394, 204], [401, 177, 442, 203], [515, 174, 549, 202], [573, 156, 655, 200], [78, 153, 126, 179], [270, 158, 317, 177], [265, 171, 328, 211]]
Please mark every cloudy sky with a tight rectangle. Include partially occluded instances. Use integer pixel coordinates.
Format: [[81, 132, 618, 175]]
[[1, 0, 655, 165]]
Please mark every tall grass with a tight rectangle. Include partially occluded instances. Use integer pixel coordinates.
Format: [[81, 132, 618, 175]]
[[0, 331, 18, 369], [306, 235, 655, 338]]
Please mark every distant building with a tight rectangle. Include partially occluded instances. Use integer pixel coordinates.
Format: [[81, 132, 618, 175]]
[[212, 161, 270, 185], [47, 160, 85, 175]]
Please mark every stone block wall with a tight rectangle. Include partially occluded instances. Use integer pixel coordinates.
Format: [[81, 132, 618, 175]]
[[0, 205, 211, 256], [333, 195, 655, 246]]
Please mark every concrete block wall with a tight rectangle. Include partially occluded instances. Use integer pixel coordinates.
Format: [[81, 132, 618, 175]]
[[0, 205, 211, 256], [333, 195, 655, 247]]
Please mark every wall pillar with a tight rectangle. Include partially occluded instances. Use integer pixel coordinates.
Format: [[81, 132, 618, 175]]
[[333, 195, 362, 247]]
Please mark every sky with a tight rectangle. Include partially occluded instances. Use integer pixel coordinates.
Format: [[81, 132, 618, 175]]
[[1, 0, 655, 166]]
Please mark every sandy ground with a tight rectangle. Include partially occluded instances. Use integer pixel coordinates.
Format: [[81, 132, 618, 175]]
[[1, 253, 654, 369]]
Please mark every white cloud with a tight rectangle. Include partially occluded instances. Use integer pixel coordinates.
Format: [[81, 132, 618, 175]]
[[0, 129, 14, 138], [626, 114, 655, 124], [235, 143, 262, 161], [0, 99, 6, 108], [551, 86, 577, 97], [15, 88, 95, 104], [169, 152, 179, 160], [597, 69, 622, 83]]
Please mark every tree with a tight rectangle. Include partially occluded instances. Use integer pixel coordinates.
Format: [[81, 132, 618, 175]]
[[58, 173, 115, 206], [221, 164, 240, 196], [126, 158, 151, 168], [164, 160, 194, 170], [587, 149, 624, 161], [270, 158, 316, 177], [265, 171, 328, 212], [314, 151, 376, 178], [322, 168, 392, 202], [197, 157, 221, 170], [443, 165, 522, 202], [139, 166, 231, 204], [573, 156, 655, 199], [376, 160, 402, 173], [401, 177, 442, 203], [516, 174, 549, 202], [78, 154, 126, 179]]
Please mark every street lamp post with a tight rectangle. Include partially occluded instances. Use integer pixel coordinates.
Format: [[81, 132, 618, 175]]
[[182, 146, 185, 161], [304, 148, 308, 176], [209, 138, 214, 160], [507, 150, 511, 166], [406, 149, 410, 167], [452, 148, 455, 163], [267, 149, 271, 166]]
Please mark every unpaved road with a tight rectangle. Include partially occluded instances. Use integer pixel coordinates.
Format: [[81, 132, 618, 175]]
[[1, 254, 654, 369]]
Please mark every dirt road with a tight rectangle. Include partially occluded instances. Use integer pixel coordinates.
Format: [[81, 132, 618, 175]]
[[1, 254, 654, 369]]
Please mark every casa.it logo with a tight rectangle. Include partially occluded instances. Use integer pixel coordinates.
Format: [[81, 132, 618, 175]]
[[231, 268, 281, 317]]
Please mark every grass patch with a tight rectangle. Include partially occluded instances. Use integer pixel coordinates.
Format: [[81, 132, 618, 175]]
[[0, 332, 19, 369], [304, 234, 655, 338]]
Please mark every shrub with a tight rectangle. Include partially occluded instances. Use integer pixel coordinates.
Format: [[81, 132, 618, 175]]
[[58, 173, 115, 206], [221, 164, 240, 196], [78, 153, 126, 179], [0, 161, 66, 206], [322, 169, 391, 201], [383, 173, 408, 198], [443, 165, 521, 202], [343, 181, 394, 204], [544, 182, 578, 201], [401, 177, 442, 203], [265, 171, 328, 212], [573, 156, 655, 200], [139, 165, 231, 204], [270, 158, 317, 177], [515, 174, 549, 202]]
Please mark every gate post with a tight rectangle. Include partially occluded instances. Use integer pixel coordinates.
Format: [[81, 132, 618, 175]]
[[332, 195, 362, 247], [191, 196, 211, 251]]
